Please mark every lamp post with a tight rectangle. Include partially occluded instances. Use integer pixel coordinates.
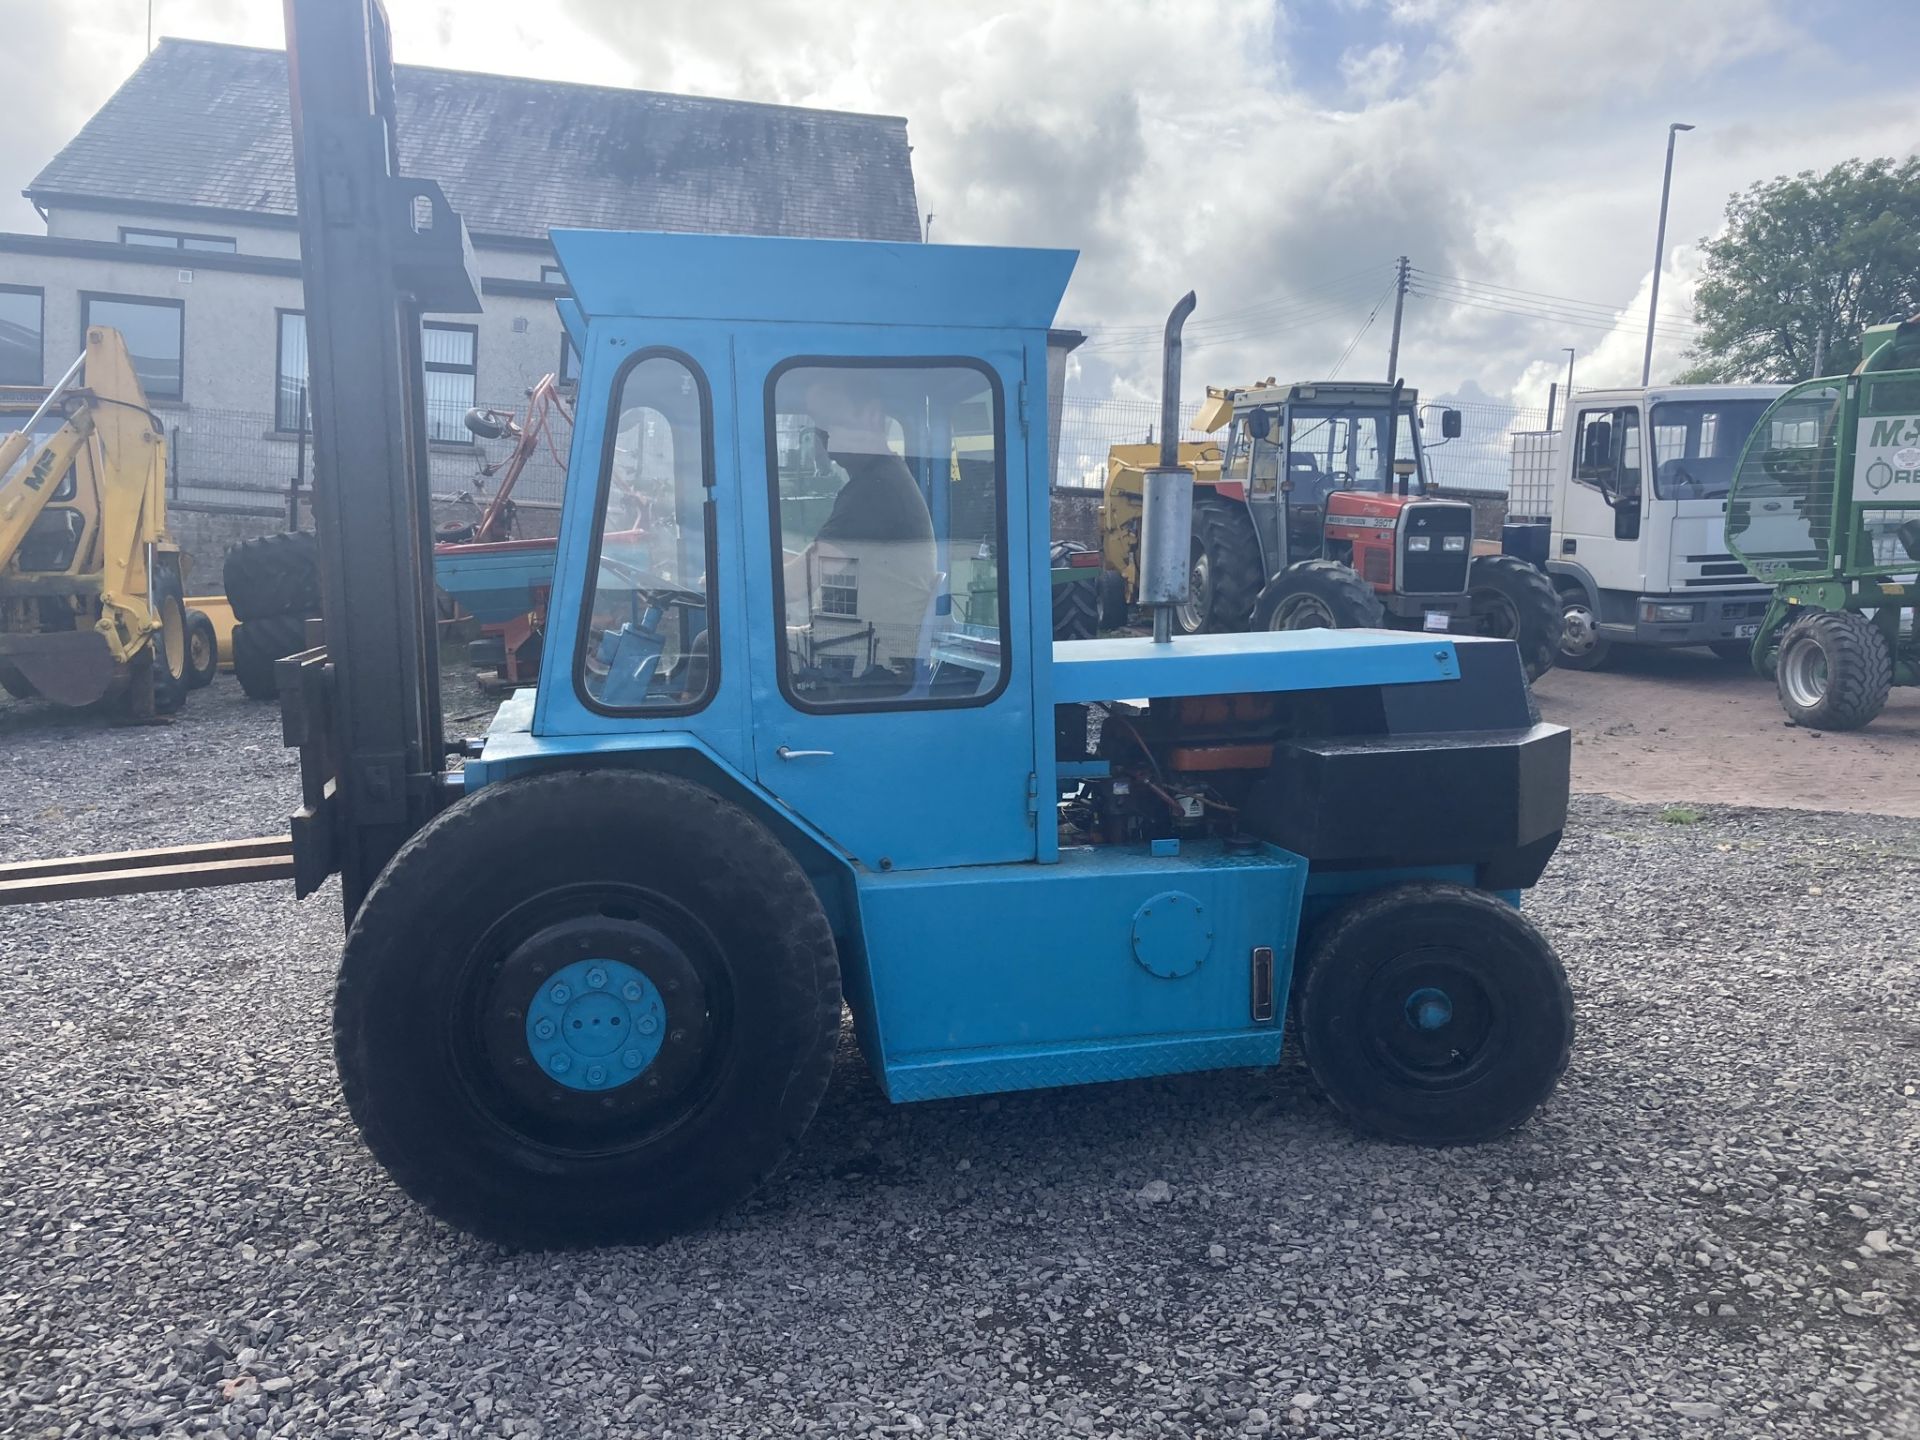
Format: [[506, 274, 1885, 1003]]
[[1641, 122, 1694, 386]]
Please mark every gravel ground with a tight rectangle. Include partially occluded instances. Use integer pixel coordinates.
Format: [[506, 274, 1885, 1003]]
[[1, 680, 1916, 1439]]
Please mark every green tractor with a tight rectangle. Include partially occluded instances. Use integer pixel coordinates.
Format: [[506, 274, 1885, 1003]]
[[1726, 313, 1920, 729]]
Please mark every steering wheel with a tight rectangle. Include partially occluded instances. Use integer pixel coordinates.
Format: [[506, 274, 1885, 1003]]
[[595, 552, 706, 614]]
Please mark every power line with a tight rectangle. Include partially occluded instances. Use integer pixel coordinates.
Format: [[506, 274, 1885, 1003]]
[[1327, 279, 1398, 379], [1074, 262, 1397, 351], [1408, 283, 1699, 341], [1411, 269, 1700, 335]]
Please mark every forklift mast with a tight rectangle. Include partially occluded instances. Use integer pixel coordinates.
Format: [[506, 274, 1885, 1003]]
[[279, 0, 482, 914]]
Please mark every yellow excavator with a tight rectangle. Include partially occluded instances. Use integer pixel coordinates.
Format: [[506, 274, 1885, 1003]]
[[0, 327, 195, 714]]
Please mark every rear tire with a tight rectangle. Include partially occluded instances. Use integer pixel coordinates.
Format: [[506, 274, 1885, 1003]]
[[1174, 496, 1264, 634], [1297, 882, 1573, 1144], [1252, 559, 1385, 631], [1466, 555, 1560, 680], [231, 614, 309, 701], [1048, 541, 1100, 640], [334, 769, 843, 1247], [185, 611, 219, 689], [223, 531, 320, 622], [1775, 610, 1891, 731], [1554, 587, 1612, 671]]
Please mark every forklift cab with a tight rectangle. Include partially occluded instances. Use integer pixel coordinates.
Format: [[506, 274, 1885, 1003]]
[[488, 231, 1070, 871]]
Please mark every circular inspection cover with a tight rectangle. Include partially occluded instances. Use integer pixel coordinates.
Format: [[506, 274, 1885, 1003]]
[[1131, 890, 1214, 979]]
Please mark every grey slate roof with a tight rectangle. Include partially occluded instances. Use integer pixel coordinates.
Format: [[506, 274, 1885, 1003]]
[[28, 39, 921, 245]]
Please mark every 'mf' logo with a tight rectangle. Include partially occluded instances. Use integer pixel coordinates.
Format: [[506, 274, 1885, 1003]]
[[24, 450, 58, 491], [1869, 416, 1920, 447]]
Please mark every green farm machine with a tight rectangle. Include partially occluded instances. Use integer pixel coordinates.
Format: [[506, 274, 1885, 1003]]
[[1726, 313, 1920, 730]]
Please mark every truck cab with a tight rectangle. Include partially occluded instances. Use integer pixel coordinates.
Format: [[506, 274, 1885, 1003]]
[[1506, 384, 1787, 669]]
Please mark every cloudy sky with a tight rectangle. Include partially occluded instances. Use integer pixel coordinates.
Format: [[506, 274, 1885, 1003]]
[[5, 0, 1916, 420]]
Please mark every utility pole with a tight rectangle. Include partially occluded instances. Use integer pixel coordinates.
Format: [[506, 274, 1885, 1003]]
[[1385, 255, 1410, 382], [1563, 347, 1576, 404], [1641, 122, 1694, 386]]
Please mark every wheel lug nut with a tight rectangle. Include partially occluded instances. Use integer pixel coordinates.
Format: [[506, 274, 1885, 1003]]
[[622, 1049, 643, 1069], [549, 984, 571, 1003], [622, 982, 643, 1002], [550, 1054, 572, 1074], [638, 1015, 658, 1035], [586, 1065, 606, 1084], [533, 1018, 556, 1040], [587, 968, 607, 989]]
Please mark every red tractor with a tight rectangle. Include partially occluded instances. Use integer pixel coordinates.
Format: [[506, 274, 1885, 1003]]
[[1102, 379, 1560, 677]]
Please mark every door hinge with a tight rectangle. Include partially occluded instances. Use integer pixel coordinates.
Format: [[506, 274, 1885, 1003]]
[[1017, 380, 1031, 439], [1026, 771, 1040, 822]]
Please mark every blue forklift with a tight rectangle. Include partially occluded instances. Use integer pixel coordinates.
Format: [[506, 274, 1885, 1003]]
[[0, 0, 1574, 1247]]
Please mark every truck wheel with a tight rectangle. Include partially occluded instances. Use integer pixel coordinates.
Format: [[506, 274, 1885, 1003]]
[[1048, 542, 1100, 640], [1296, 883, 1573, 1144], [1252, 559, 1385, 631], [1466, 555, 1560, 680], [223, 531, 320, 622], [1554, 588, 1611, 671], [230, 614, 309, 700], [1776, 610, 1891, 731], [1174, 496, 1263, 634], [334, 769, 842, 1247], [185, 611, 219, 689]]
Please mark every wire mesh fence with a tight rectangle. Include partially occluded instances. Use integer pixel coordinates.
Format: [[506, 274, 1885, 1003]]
[[161, 403, 570, 517], [1052, 394, 1547, 496]]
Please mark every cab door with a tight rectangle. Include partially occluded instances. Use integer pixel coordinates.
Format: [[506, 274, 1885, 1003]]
[[735, 332, 1039, 871]]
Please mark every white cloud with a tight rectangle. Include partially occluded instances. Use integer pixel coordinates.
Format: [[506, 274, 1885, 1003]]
[[2, 0, 1913, 421]]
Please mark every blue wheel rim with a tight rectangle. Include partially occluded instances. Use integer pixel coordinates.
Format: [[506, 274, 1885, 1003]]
[[523, 957, 667, 1092]]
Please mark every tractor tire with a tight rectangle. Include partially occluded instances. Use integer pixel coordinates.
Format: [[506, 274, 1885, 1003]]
[[1251, 559, 1385, 632], [1296, 882, 1573, 1145], [149, 559, 191, 717], [230, 614, 308, 701], [1775, 610, 1892, 731], [1553, 585, 1612, 671], [223, 531, 320, 622], [1465, 554, 1560, 681], [1175, 496, 1265, 635], [185, 611, 219, 689], [1049, 541, 1101, 640], [333, 769, 843, 1248], [1096, 568, 1129, 631]]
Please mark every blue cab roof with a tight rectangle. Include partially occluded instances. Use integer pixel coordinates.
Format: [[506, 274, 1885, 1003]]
[[549, 229, 1077, 332]]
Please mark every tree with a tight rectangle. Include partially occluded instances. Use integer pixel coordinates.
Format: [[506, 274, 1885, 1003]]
[[1679, 157, 1920, 383]]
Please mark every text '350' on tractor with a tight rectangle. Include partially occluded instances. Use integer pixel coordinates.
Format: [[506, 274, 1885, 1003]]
[[0, 0, 1576, 1249], [1101, 380, 1561, 678]]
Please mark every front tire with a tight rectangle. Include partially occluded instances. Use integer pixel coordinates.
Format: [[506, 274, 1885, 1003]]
[[1252, 559, 1386, 631], [1467, 555, 1560, 680], [1297, 883, 1573, 1144], [185, 611, 219, 689], [1554, 588, 1612, 671], [149, 559, 190, 716], [1775, 610, 1891, 730], [334, 769, 842, 1247], [230, 614, 309, 700]]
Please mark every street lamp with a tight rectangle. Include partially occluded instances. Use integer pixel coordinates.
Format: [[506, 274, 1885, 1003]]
[[1641, 122, 1695, 386]]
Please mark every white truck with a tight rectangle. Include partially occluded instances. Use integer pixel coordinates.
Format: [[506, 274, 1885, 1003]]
[[1504, 383, 1788, 670]]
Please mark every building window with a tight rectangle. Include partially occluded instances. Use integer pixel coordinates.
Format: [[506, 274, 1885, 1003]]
[[275, 311, 309, 432], [0, 285, 43, 385], [81, 293, 184, 401], [422, 322, 477, 443], [121, 227, 237, 254]]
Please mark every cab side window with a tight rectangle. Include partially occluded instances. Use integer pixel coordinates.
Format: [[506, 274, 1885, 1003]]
[[768, 361, 1007, 710], [576, 352, 716, 712], [1575, 407, 1642, 501]]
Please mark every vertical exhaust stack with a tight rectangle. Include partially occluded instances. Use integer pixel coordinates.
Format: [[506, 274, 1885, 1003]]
[[1137, 292, 1198, 644]]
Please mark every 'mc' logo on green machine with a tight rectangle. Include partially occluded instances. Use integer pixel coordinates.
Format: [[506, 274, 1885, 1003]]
[[1857, 415, 1920, 500]]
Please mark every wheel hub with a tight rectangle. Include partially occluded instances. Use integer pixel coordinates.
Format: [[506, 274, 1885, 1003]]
[[1363, 950, 1497, 1086], [524, 957, 666, 1090], [1560, 604, 1597, 655], [480, 911, 714, 1118]]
